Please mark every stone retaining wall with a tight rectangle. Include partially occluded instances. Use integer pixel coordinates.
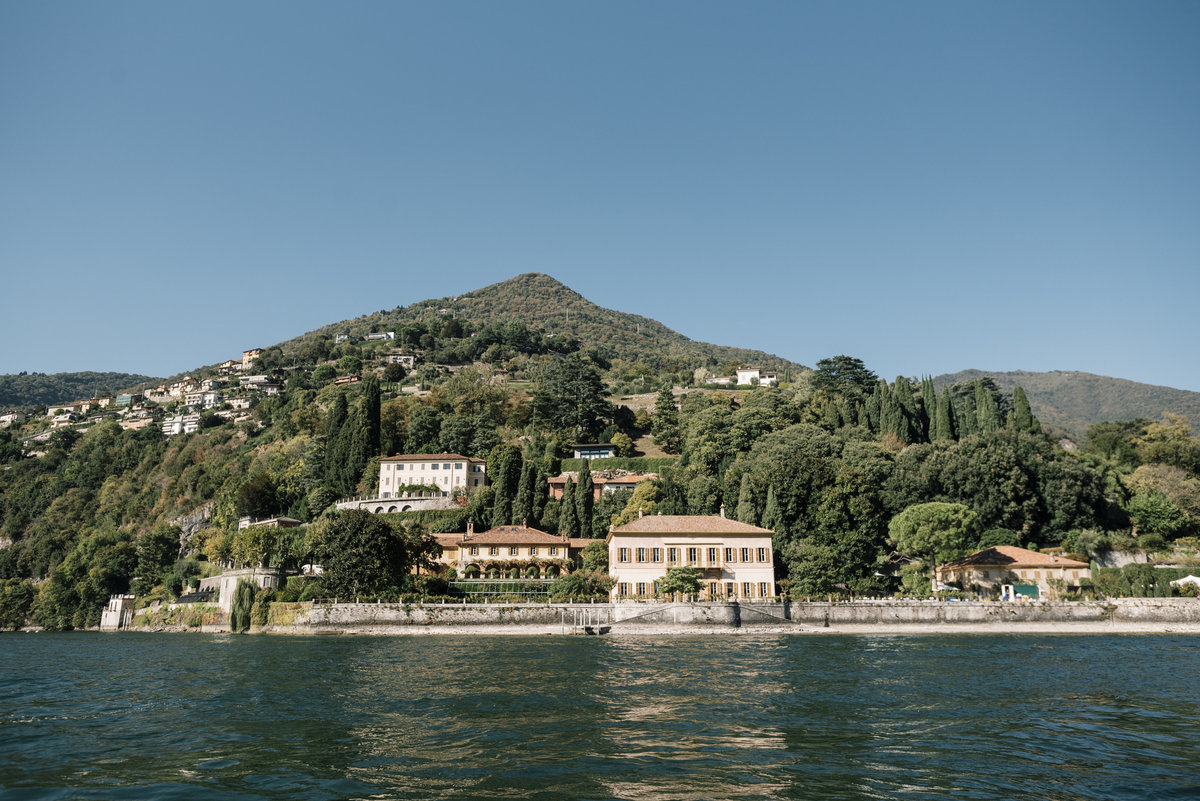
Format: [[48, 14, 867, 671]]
[[265, 598, 1200, 634]]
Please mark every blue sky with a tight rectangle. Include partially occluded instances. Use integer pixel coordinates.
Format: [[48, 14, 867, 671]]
[[2, 2, 1198, 391]]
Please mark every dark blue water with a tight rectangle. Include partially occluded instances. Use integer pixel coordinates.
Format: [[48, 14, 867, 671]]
[[2, 633, 1198, 800]]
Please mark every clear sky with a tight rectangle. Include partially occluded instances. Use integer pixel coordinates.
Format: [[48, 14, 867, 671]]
[[2, 2, 1197, 390]]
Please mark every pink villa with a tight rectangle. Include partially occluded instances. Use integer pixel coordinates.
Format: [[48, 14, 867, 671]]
[[607, 514, 777, 601]]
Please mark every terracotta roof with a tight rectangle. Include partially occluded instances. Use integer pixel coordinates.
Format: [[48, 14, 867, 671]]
[[380, 453, 484, 463], [457, 525, 570, 545], [434, 534, 461, 549], [942, 546, 1089, 570], [568, 538, 599, 549], [610, 515, 773, 536]]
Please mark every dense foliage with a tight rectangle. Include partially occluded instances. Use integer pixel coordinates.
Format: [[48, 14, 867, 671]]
[[0, 371, 158, 408], [2, 278, 1199, 628]]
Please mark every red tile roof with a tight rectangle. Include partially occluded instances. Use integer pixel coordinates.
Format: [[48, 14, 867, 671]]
[[456, 525, 570, 545], [610, 515, 773, 536], [942, 546, 1089, 569]]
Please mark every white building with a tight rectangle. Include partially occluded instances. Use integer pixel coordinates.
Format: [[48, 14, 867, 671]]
[[162, 413, 202, 436], [608, 514, 777, 601], [377, 453, 486, 497], [736, 368, 778, 387]]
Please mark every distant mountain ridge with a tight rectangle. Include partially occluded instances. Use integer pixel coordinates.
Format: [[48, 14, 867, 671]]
[[284, 272, 804, 372], [0, 372, 159, 409], [933, 369, 1200, 440]]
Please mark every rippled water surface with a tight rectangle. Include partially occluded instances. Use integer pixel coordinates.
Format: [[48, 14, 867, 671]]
[[2, 632, 1199, 800]]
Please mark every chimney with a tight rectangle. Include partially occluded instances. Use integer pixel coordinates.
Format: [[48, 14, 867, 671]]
[[638, 509, 644, 519], [466, 519, 474, 539], [720, 505, 726, 518], [522, 518, 527, 528]]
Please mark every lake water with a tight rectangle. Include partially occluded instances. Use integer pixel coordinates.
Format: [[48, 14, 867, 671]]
[[2, 632, 1198, 800]]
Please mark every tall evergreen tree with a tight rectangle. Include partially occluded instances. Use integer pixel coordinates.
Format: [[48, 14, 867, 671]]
[[975, 379, 999, 434], [361, 375, 381, 457], [761, 484, 783, 546], [490, 449, 522, 527], [559, 477, 579, 537], [933, 387, 958, 442], [892, 377, 918, 443], [1012, 386, 1040, 433], [532, 464, 549, 526], [652, 385, 681, 453], [576, 460, 594, 537], [513, 461, 534, 525], [736, 474, 757, 525]]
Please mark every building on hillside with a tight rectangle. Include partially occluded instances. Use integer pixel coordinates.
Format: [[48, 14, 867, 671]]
[[572, 443, 617, 460], [242, 348, 263, 370], [0, 410, 26, 427], [118, 416, 156, 432], [735, 367, 778, 387], [365, 331, 395, 341], [237, 515, 301, 530], [386, 353, 416, 368], [378, 453, 486, 497], [46, 402, 81, 417], [162, 413, 202, 436], [607, 513, 776, 601], [435, 521, 590, 579], [548, 471, 658, 501], [99, 594, 136, 630], [115, 392, 143, 407], [333, 375, 360, 386], [217, 359, 241, 374], [936, 546, 1091, 600]]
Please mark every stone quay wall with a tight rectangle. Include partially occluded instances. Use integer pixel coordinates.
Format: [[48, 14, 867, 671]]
[[263, 598, 1200, 635]]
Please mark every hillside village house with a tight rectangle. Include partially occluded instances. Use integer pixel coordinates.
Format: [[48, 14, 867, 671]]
[[548, 471, 658, 501], [378, 453, 486, 497], [572, 443, 617, 460], [0, 410, 26, 427], [736, 367, 778, 386], [242, 348, 263, 370], [608, 514, 777, 601], [387, 353, 416, 368], [432, 522, 590, 579], [936, 545, 1091, 600]]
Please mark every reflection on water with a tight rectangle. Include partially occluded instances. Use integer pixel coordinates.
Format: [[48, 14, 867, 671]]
[[1, 632, 1199, 800]]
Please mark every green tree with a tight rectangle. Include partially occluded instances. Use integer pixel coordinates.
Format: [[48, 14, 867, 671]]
[[576, 461, 594, 537], [559, 477, 580, 537], [736, 473, 757, 525], [581, 539, 609, 571], [809, 356, 878, 397], [230, 579, 257, 633], [133, 525, 181, 596], [657, 566, 702, 597], [1126, 491, 1189, 540], [532, 355, 613, 440], [383, 362, 407, 383], [548, 569, 614, 601], [651, 385, 681, 453], [1011, 386, 1040, 433], [318, 510, 439, 599], [236, 472, 279, 520], [1134, 414, 1200, 475], [888, 502, 977, 595]]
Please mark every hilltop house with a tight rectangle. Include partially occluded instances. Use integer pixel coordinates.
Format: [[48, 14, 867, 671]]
[[607, 513, 776, 601], [572, 443, 617, 460], [242, 348, 263, 370], [736, 367, 778, 387], [378, 453, 486, 497], [936, 546, 1091, 600]]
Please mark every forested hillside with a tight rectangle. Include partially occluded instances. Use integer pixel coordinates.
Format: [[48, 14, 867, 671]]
[[0, 372, 158, 408], [2, 279, 1199, 631], [934, 370, 1200, 440], [274, 273, 804, 377]]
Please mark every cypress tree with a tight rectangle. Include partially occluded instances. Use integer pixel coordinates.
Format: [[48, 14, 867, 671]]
[[1012, 386, 1040, 433], [933, 387, 957, 442], [532, 464, 549, 526], [761, 484, 783, 548], [975, 380, 999, 434], [559, 477, 579, 537], [361, 375, 381, 457], [892, 377, 917, 443], [512, 461, 534, 525], [576, 460, 594, 537], [652, 385, 681, 453], [736, 474, 757, 525], [865, 382, 883, 433], [490, 450, 521, 527]]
